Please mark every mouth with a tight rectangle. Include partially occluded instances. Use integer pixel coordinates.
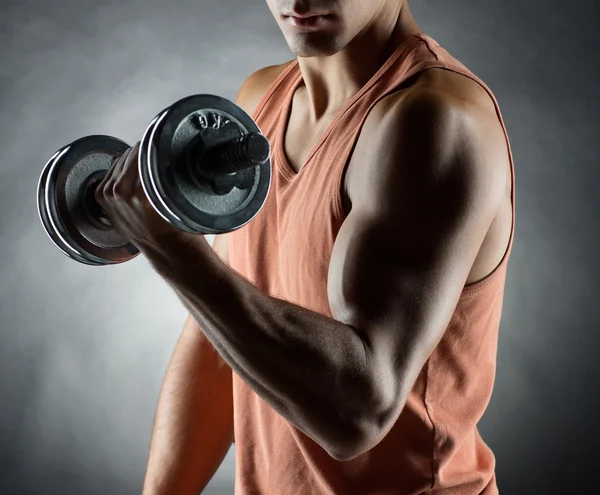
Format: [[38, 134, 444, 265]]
[[283, 13, 333, 29]]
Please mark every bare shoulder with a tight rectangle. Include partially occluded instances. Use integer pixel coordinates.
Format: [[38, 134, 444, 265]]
[[347, 67, 510, 210], [211, 61, 295, 262], [359, 67, 508, 173], [235, 61, 296, 117], [412, 67, 498, 114], [371, 67, 503, 134], [400, 68, 510, 187]]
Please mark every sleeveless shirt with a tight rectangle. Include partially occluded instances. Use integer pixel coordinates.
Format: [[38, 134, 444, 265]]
[[228, 32, 515, 494]]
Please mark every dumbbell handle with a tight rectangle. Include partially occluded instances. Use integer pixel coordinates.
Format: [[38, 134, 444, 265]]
[[83, 132, 270, 225]]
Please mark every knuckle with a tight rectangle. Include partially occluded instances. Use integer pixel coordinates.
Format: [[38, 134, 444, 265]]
[[102, 182, 113, 197], [112, 183, 125, 198]]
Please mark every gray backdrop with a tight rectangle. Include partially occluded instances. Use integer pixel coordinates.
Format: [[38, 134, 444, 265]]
[[1, 0, 598, 493]]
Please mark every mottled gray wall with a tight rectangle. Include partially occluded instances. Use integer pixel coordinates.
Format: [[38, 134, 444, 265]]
[[1, 0, 598, 493]]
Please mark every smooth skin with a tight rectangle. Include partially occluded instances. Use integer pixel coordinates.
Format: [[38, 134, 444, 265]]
[[139, 0, 512, 493]]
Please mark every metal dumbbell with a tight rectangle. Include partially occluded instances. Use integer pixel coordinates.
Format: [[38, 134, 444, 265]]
[[37, 94, 271, 266]]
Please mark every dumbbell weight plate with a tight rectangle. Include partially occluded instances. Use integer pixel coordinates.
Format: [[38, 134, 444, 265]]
[[140, 94, 272, 235], [36, 143, 101, 264], [37, 135, 141, 265], [139, 107, 177, 228]]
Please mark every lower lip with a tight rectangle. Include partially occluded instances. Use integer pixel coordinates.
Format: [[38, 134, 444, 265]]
[[285, 15, 331, 29]]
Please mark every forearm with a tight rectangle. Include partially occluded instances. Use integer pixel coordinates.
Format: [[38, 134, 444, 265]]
[[142, 322, 233, 494], [146, 236, 376, 458]]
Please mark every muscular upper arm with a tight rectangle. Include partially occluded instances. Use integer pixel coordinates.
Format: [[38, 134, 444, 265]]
[[327, 88, 507, 445]]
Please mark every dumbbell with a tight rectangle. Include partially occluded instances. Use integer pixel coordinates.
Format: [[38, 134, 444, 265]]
[[37, 94, 271, 266]]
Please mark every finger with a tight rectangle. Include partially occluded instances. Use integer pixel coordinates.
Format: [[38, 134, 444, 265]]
[[105, 147, 132, 197], [114, 141, 141, 197], [94, 155, 117, 206], [96, 148, 129, 197], [133, 171, 143, 196], [95, 149, 130, 210]]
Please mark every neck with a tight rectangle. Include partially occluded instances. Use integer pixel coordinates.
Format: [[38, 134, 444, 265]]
[[296, 2, 421, 122]]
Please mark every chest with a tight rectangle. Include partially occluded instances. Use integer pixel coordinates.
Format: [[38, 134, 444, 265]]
[[282, 106, 357, 216]]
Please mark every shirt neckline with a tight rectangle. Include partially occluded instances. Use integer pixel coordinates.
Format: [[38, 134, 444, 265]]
[[275, 32, 428, 182]]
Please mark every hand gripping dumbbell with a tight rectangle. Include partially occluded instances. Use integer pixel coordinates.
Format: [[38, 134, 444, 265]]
[[37, 94, 271, 266]]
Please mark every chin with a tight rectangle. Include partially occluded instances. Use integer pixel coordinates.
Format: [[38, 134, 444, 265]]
[[285, 35, 344, 58]]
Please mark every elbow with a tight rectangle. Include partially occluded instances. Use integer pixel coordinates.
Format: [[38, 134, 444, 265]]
[[325, 358, 402, 461], [324, 422, 385, 462], [325, 401, 400, 462], [333, 388, 405, 461], [325, 437, 367, 462], [318, 416, 366, 462]]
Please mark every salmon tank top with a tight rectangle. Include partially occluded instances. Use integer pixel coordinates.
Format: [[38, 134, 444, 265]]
[[227, 33, 515, 494]]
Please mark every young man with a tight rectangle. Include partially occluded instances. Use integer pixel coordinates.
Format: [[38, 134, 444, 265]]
[[97, 1, 514, 493]]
